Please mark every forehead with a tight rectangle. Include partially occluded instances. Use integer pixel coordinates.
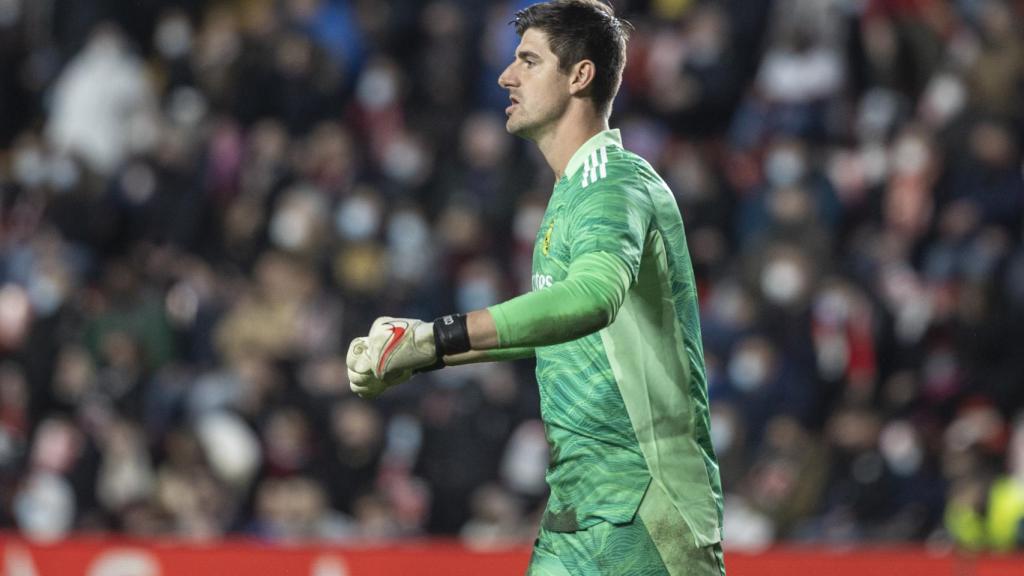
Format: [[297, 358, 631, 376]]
[[516, 28, 555, 57]]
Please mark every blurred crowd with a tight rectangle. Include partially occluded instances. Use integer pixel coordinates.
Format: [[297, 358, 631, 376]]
[[0, 0, 1023, 552]]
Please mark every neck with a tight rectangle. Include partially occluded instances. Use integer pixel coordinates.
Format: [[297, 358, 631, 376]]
[[534, 105, 608, 180]]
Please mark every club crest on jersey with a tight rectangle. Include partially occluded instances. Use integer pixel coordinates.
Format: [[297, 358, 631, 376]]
[[542, 219, 555, 256]]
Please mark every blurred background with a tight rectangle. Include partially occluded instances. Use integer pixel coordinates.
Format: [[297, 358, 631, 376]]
[[0, 0, 1023, 556]]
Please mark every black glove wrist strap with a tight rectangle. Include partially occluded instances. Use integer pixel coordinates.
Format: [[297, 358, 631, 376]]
[[432, 313, 471, 357]]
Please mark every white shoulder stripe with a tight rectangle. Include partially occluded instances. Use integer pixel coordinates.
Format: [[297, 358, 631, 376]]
[[582, 145, 609, 188]]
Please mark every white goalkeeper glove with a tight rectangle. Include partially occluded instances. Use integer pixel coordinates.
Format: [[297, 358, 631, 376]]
[[347, 336, 414, 399], [346, 314, 472, 398], [366, 317, 439, 377]]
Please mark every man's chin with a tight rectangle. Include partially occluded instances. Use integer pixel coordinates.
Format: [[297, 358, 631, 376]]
[[505, 119, 535, 140]]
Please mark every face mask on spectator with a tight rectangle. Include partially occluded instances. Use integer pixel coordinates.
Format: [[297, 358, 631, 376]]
[[728, 342, 771, 392], [880, 420, 923, 477], [891, 135, 930, 177], [335, 193, 382, 241], [457, 276, 499, 312], [271, 189, 325, 252], [387, 209, 430, 252], [27, 268, 66, 317], [710, 410, 737, 455], [356, 61, 399, 110], [14, 471, 75, 541], [856, 88, 899, 142], [761, 255, 808, 307], [155, 12, 193, 60], [764, 147, 806, 188]]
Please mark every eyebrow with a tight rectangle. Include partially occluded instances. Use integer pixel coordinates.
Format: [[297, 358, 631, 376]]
[[517, 50, 541, 61]]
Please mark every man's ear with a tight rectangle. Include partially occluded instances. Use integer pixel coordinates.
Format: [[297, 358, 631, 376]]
[[568, 60, 596, 97]]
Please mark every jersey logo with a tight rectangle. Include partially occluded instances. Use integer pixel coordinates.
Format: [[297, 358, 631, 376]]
[[542, 218, 555, 256], [532, 273, 553, 291], [581, 146, 609, 188]]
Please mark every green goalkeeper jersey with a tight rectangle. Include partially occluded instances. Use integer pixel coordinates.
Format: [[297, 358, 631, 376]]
[[489, 129, 723, 547]]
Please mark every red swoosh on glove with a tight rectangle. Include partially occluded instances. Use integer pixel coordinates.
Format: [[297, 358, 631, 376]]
[[378, 323, 408, 375]]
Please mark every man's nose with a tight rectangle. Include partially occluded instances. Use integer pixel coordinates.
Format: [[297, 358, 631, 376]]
[[498, 64, 515, 89]]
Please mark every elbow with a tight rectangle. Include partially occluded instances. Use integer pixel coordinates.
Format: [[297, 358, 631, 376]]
[[598, 297, 617, 327], [590, 290, 623, 330], [563, 293, 617, 337], [571, 275, 626, 331]]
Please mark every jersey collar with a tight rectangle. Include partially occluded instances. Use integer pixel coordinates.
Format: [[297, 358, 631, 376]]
[[562, 129, 622, 182]]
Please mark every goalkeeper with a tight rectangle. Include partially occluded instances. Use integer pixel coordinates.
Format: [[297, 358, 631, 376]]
[[346, 1, 725, 574]]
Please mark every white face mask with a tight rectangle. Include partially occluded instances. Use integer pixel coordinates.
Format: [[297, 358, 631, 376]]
[[710, 410, 737, 455], [761, 257, 807, 307], [28, 269, 66, 317], [335, 194, 381, 241], [356, 62, 399, 110], [270, 204, 310, 251], [728, 346, 770, 392], [880, 420, 923, 477], [892, 136, 929, 176], [14, 471, 75, 540]]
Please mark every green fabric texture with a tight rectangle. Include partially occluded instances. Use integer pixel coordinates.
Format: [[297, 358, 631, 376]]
[[482, 346, 536, 362], [526, 480, 726, 576], [492, 129, 723, 546], [488, 250, 632, 348]]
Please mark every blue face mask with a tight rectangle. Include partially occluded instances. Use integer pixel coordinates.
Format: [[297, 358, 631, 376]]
[[765, 148, 806, 188], [457, 278, 499, 312], [335, 195, 381, 241]]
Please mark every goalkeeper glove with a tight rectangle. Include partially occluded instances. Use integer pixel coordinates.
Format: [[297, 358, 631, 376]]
[[345, 314, 473, 398], [366, 316, 438, 378], [347, 336, 413, 399]]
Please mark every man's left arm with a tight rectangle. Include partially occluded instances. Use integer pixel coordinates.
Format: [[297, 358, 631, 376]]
[[348, 163, 650, 396], [482, 161, 650, 350]]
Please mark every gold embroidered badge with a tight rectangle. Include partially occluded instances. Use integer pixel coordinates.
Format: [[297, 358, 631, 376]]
[[542, 219, 555, 256]]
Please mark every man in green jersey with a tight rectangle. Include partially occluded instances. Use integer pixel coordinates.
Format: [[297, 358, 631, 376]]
[[346, 1, 725, 574]]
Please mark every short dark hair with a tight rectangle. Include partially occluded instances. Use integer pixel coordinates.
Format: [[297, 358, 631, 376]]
[[512, 0, 631, 116]]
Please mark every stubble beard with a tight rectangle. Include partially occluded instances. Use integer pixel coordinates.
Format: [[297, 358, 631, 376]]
[[506, 109, 535, 140], [506, 99, 564, 142]]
